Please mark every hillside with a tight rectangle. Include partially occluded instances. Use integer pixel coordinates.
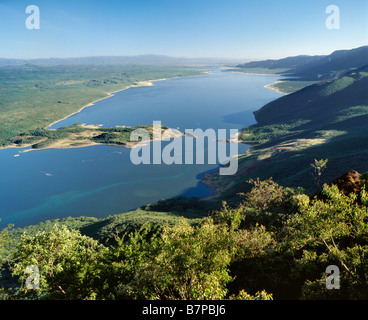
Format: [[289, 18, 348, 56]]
[[254, 64, 368, 124], [236, 45, 368, 80], [202, 64, 368, 200], [237, 55, 323, 71], [287, 46, 368, 80]]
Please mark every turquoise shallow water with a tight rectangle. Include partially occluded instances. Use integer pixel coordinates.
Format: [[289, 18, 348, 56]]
[[0, 70, 282, 227]]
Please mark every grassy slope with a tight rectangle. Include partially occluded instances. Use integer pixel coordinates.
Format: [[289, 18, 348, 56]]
[[0, 64, 205, 148]]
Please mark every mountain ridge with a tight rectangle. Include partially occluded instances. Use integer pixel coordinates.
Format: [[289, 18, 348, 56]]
[[237, 45, 368, 80], [0, 55, 247, 67]]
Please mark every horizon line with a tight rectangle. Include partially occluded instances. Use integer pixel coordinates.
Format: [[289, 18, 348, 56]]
[[0, 45, 366, 63]]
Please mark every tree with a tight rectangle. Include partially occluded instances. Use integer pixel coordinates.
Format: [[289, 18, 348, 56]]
[[361, 171, 368, 193], [123, 213, 274, 300], [284, 184, 368, 299], [11, 224, 108, 299], [100, 222, 162, 299], [237, 178, 298, 230], [0, 221, 15, 299], [311, 158, 328, 191], [127, 218, 234, 300], [0, 223, 12, 273]]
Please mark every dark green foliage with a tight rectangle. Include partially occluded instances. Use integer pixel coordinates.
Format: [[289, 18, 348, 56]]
[[0, 223, 13, 273], [237, 178, 298, 230], [239, 120, 310, 145], [91, 132, 125, 145], [11, 225, 108, 299], [142, 197, 206, 213], [361, 172, 368, 192], [310, 158, 328, 191], [284, 185, 368, 299]]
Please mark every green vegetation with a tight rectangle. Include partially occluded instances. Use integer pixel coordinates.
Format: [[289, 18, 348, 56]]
[[335, 105, 368, 122], [1, 177, 367, 300], [320, 76, 355, 96], [0, 223, 12, 274], [0, 64, 204, 148], [238, 120, 310, 145], [310, 158, 328, 190]]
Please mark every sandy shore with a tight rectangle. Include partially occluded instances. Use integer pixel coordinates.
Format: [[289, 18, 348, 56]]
[[264, 81, 288, 94]]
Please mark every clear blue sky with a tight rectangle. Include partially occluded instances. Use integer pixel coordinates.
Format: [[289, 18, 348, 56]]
[[0, 0, 367, 60]]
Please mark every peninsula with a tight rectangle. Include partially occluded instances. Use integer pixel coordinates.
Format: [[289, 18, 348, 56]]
[[11, 123, 183, 152]]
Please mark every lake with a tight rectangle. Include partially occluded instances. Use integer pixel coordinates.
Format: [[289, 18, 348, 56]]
[[0, 70, 283, 228]]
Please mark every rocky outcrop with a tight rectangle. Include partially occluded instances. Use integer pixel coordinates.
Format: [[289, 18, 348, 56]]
[[315, 170, 363, 202], [328, 170, 362, 196]]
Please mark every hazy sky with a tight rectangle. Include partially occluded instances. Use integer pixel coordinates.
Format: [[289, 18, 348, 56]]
[[0, 0, 367, 60]]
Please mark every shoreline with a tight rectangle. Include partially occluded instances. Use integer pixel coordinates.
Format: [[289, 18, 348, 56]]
[[225, 68, 284, 76], [264, 80, 288, 94], [46, 71, 209, 130], [230, 71, 283, 76], [225, 69, 287, 95], [45, 80, 155, 129]]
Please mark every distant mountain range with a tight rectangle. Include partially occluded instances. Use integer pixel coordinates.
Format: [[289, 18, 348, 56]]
[[237, 45, 368, 80], [0, 55, 247, 67]]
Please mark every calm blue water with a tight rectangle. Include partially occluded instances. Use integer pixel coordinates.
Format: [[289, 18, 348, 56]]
[[0, 70, 283, 227]]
